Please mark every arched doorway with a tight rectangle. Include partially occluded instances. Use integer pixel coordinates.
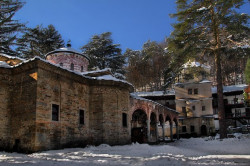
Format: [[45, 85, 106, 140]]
[[201, 125, 207, 136], [131, 109, 147, 143], [150, 112, 157, 141]]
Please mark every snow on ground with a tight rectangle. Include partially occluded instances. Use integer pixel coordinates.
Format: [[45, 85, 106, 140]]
[[1, 137, 250, 166]]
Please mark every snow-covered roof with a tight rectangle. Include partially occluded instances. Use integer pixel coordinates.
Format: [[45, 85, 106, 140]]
[[2, 56, 132, 88], [130, 93, 179, 114], [45, 47, 90, 60], [183, 61, 211, 69], [0, 53, 26, 61], [132, 90, 175, 97], [212, 84, 248, 94], [0, 61, 11, 68], [82, 68, 111, 75]]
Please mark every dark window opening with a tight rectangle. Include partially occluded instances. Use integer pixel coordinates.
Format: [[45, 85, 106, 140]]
[[122, 113, 127, 127], [59, 63, 63, 67], [202, 106, 206, 111], [81, 66, 84, 72], [191, 125, 195, 132], [70, 63, 74, 70], [79, 109, 84, 125], [182, 126, 187, 132], [188, 89, 192, 94], [234, 98, 238, 104], [194, 88, 198, 95], [52, 104, 59, 121], [192, 106, 195, 110]]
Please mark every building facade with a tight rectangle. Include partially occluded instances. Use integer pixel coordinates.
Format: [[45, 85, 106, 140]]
[[0, 47, 178, 153], [174, 81, 215, 137]]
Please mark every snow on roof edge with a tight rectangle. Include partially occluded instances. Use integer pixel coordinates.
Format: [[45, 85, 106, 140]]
[[11, 56, 132, 87], [130, 93, 179, 114]]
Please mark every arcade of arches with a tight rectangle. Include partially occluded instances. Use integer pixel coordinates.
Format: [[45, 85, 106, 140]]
[[130, 97, 179, 143]]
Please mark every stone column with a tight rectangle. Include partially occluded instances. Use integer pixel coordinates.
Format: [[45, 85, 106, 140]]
[[147, 119, 150, 142], [156, 122, 159, 142], [170, 122, 173, 141], [162, 123, 165, 141], [176, 123, 179, 140]]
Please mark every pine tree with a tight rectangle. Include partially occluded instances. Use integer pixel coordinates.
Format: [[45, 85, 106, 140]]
[[141, 40, 171, 90], [168, 0, 249, 138], [81, 32, 125, 76], [245, 58, 250, 84], [0, 0, 25, 55], [16, 24, 64, 58]]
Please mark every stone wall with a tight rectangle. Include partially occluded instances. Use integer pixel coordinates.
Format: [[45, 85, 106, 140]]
[[0, 58, 133, 152], [35, 62, 90, 151], [89, 85, 131, 145], [0, 69, 11, 150], [10, 63, 38, 153]]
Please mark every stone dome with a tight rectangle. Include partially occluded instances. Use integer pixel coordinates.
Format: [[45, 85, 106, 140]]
[[45, 46, 89, 73]]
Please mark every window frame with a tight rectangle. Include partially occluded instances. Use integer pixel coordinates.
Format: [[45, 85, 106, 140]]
[[52, 104, 60, 121], [188, 89, 192, 95], [190, 125, 195, 132], [79, 109, 85, 125], [192, 105, 196, 111], [194, 88, 198, 95], [182, 126, 187, 132], [202, 106, 206, 111], [70, 63, 74, 71], [122, 113, 128, 127]]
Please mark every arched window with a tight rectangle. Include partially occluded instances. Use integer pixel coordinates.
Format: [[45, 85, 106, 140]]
[[70, 63, 74, 71]]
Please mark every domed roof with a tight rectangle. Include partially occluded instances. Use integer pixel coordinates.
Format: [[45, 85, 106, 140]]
[[45, 47, 89, 61]]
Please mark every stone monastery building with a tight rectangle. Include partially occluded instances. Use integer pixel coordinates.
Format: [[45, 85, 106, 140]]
[[0, 46, 178, 153]]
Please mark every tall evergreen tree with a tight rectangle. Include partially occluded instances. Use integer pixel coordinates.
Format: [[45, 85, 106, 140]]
[[0, 0, 25, 55], [81, 32, 125, 75], [16, 24, 64, 58], [168, 0, 249, 138], [245, 58, 250, 84]]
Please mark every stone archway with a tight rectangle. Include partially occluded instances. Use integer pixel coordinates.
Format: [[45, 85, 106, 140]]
[[131, 109, 147, 143], [201, 125, 207, 136]]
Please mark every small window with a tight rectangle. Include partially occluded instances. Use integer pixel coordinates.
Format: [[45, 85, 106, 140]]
[[190, 125, 195, 132], [188, 89, 192, 94], [234, 98, 238, 104], [182, 126, 187, 132], [122, 113, 127, 127], [194, 88, 198, 95], [182, 107, 186, 113], [52, 104, 59, 121], [70, 63, 74, 70], [81, 66, 84, 72], [79, 109, 84, 125], [202, 106, 206, 111], [192, 106, 195, 111], [59, 63, 63, 67]]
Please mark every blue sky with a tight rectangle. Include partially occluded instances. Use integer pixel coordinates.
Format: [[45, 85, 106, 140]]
[[14, 0, 249, 52], [14, 0, 176, 52]]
